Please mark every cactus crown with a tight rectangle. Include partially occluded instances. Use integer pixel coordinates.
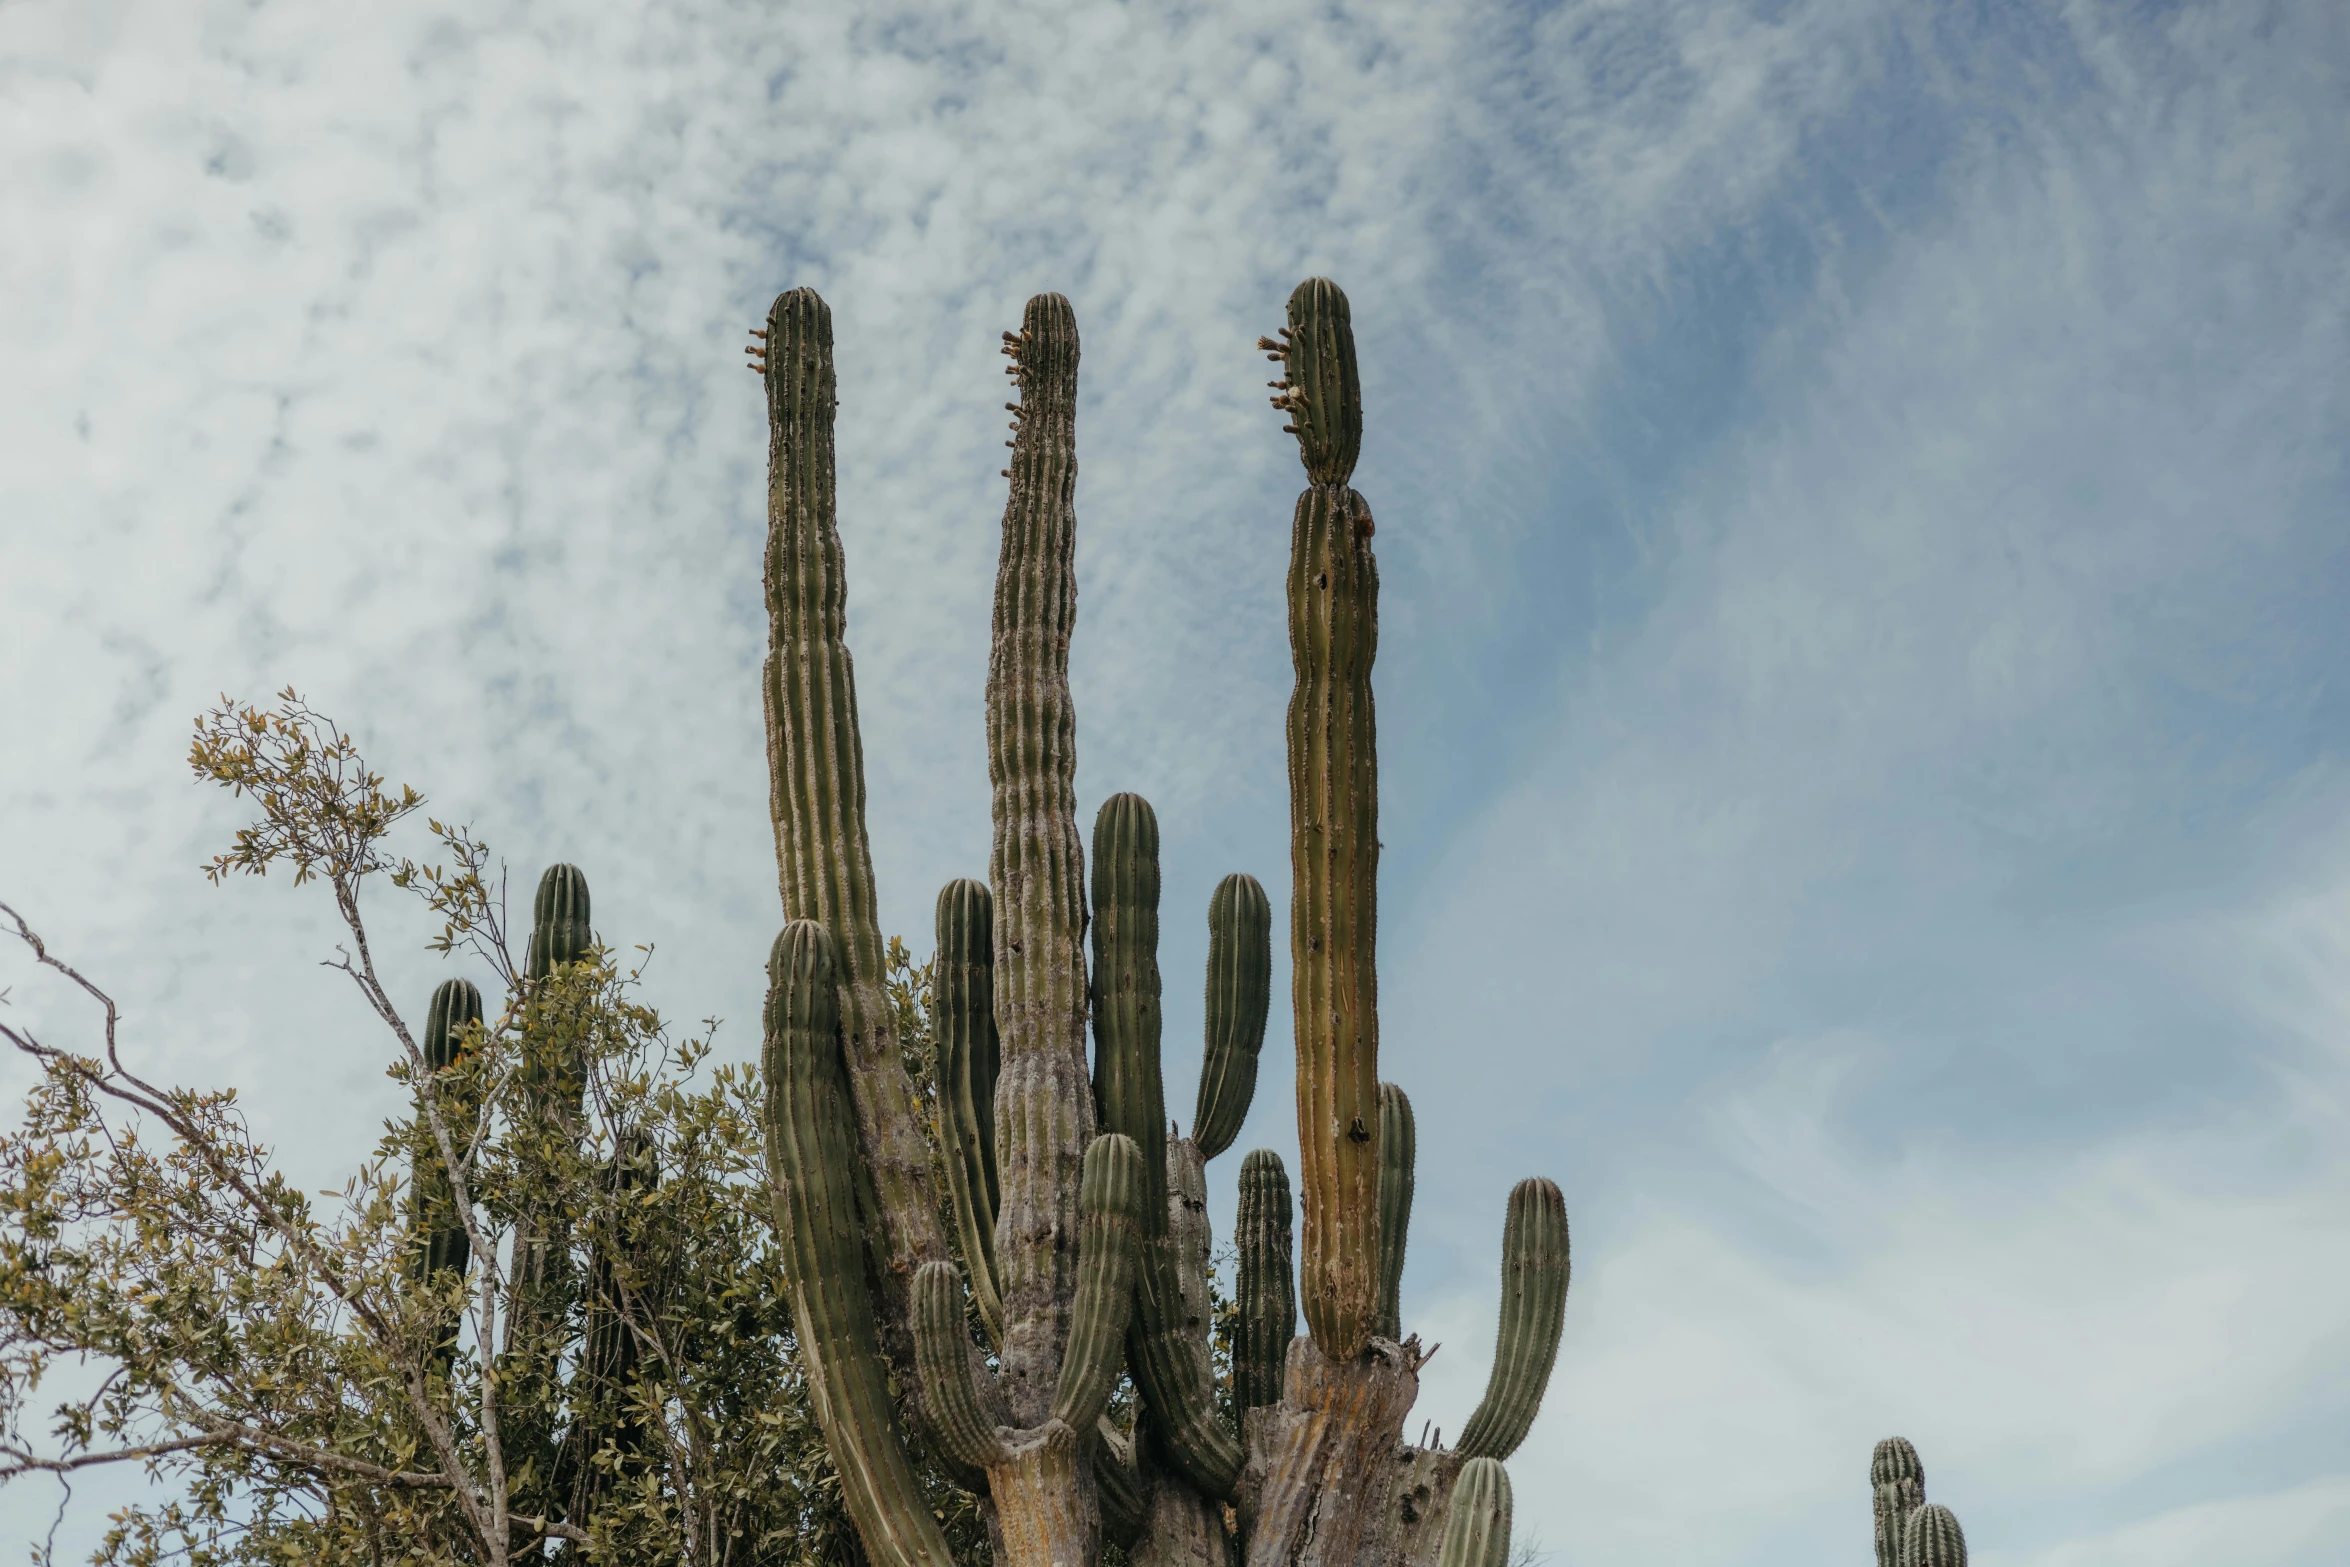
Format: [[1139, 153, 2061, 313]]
[[528, 863, 593, 980], [764, 287, 837, 425], [1281, 277, 1363, 485], [1901, 1503, 1966, 1567], [423, 978, 483, 1072], [1010, 292, 1080, 418], [1872, 1436, 1923, 1488]]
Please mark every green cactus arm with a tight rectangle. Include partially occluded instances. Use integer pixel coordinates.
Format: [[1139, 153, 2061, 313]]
[[1436, 1457, 1513, 1567], [913, 1261, 1012, 1471], [934, 877, 1005, 1347], [1270, 277, 1364, 486], [526, 863, 593, 980], [1900, 1503, 1967, 1567], [1286, 470, 1384, 1360], [760, 287, 951, 1381], [1191, 871, 1272, 1161], [761, 921, 957, 1567], [1374, 1082, 1415, 1340], [1048, 1131, 1146, 1432], [409, 978, 483, 1285], [986, 292, 1097, 1424], [1872, 1435, 1927, 1567], [1090, 794, 1169, 1226], [1093, 1421, 1146, 1550], [1454, 1178, 1570, 1460], [558, 1130, 659, 1531], [1234, 1148, 1296, 1419]]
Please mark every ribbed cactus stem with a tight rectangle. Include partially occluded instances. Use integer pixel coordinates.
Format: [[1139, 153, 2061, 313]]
[[1287, 471, 1382, 1360], [1049, 1131, 1146, 1432], [1435, 1458, 1512, 1567], [912, 1262, 1010, 1471], [1872, 1437, 1926, 1567], [1454, 1178, 1570, 1460], [1279, 278, 1364, 486], [558, 1129, 659, 1529], [525, 862, 592, 980], [410, 978, 482, 1284], [1900, 1503, 1966, 1567], [934, 877, 1005, 1346], [1192, 871, 1272, 1160], [987, 292, 1095, 1424], [761, 921, 956, 1567], [761, 287, 948, 1374], [1234, 1148, 1296, 1420], [1374, 1082, 1415, 1340]]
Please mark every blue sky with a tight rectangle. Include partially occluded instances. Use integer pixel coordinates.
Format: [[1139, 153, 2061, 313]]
[[3, 1, 2346, 1562]]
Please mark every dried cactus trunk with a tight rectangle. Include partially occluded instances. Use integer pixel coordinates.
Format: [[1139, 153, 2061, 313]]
[[759, 287, 950, 1384], [988, 292, 1097, 1424], [1280, 279, 1383, 1360]]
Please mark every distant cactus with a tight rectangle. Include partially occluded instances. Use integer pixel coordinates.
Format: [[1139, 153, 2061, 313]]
[[1235, 1148, 1297, 1421], [409, 978, 482, 1286]]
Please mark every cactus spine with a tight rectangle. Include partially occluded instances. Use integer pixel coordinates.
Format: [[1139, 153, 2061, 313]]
[[1373, 1083, 1415, 1341], [1234, 1148, 1296, 1421], [1281, 277, 1383, 1361], [1901, 1503, 1966, 1567], [935, 877, 1005, 1346], [1454, 1178, 1570, 1461], [763, 921, 956, 1567], [1435, 1459, 1513, 1567], [760, 286, 951, 1394], [1192, 873, 1272, 1160]]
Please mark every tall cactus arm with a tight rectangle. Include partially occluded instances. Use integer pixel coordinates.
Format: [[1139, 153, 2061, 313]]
[[1049, 1131, 1147, 1432], [1454, 1178, 1570, 1460], [1234, 1148, 1297, 1420], [526, 863, 592, 980], [987, 292, 1096, 1424], [1272, 276, 1364, 487], [1435, 1458, 1512, 1567], [1373, 1083, 1415, 1341], [410, 977, 483, 1283], [1872, 1436, 1927, 1567], [913, 1261, 1012, 1471], [1901, 1503, 1967, 1567], [762, 921, 957, 1567], [1286, 470, 1383, 1360], [935, 878, 1006, 1347], [761, 287, 950, 1373], [1091, 794, 1169, 1225], [1192, 872, 1272, 1161]]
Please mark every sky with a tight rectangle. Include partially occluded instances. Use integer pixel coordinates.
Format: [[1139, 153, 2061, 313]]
[[3, 0, 2346, 1562]]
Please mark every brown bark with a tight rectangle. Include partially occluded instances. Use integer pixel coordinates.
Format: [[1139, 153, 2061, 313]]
[[1241, 1336, 1420, 1567]]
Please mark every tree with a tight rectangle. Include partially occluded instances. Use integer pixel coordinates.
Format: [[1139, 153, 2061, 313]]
[[0, 693, 982, 1565]]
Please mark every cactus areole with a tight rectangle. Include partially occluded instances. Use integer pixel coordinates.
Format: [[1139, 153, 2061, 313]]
[[753, 281, 1569, 1567]]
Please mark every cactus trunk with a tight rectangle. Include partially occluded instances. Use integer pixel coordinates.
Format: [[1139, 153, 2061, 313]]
[[987, 292, 1097, 1426], [761, 286, 950, 1387], [1282, 330, 1383, 1357]]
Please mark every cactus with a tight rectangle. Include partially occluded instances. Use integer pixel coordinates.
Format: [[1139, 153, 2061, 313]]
[[1901, 1503, 1966, 1567], [747, 280, 1572, 1567], [409, 978, 482, 1286], [1279, 277, 1384, 1360], [1872, 1436, 1926, 1567], [1373, 1083, 1415, 1341], [1091, 792, 1244, 1498], [1234, 1149, 1296, 1421], [763, 920, 957, 1567], [759, 286, 951, 1398], [934, 878, 1005, 1346], [1192, 873, 1272, 1160], [1436, 1458, 1513, 1567], [1454, 1179, 1570, 1461], [555, 1129, 660, 1534]]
